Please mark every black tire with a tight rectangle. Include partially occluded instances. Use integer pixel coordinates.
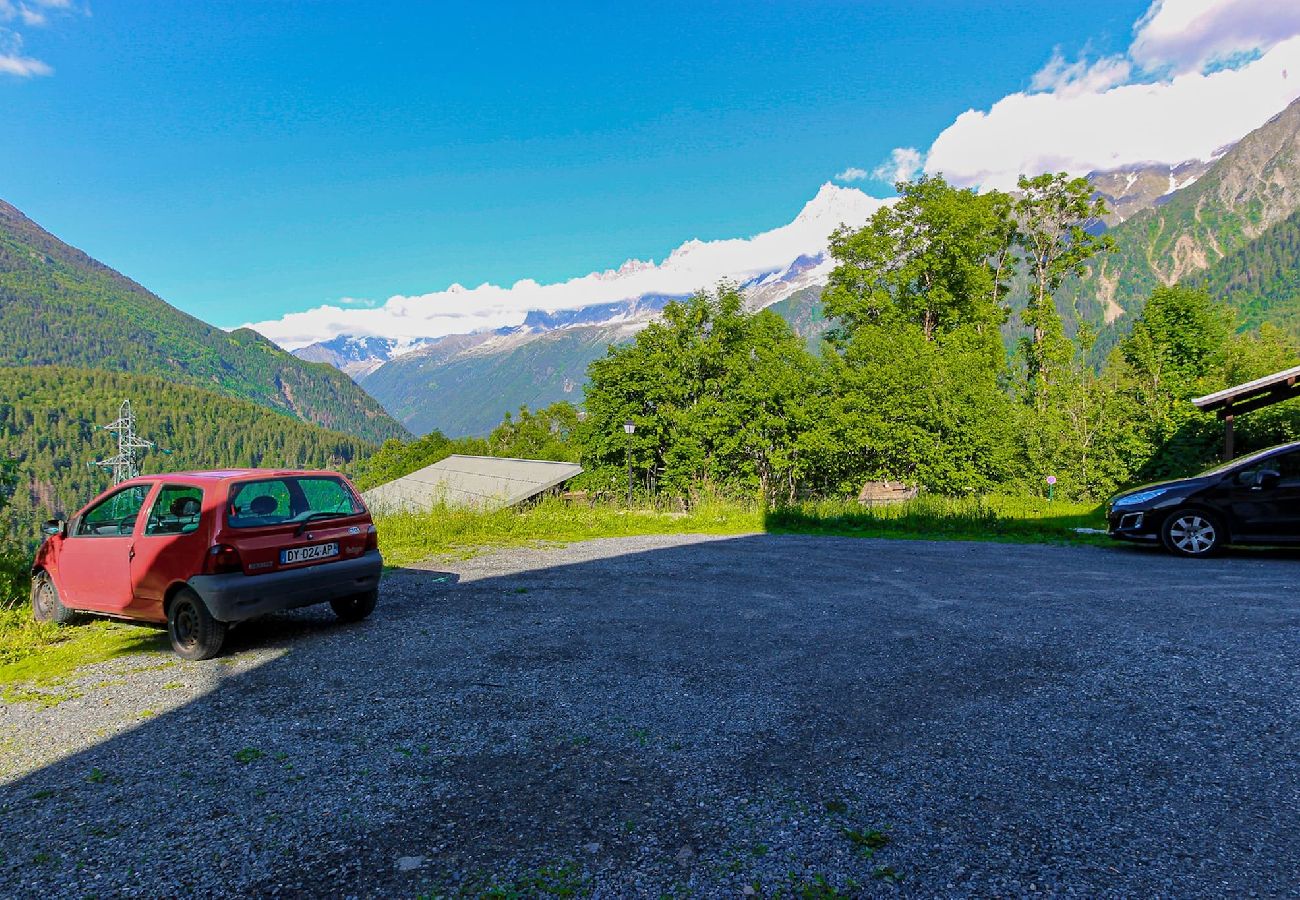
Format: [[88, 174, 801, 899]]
[[330, 589, 377, 623], [1161, 508, 1224, 558], [167, 589, 227, 660], [30, 571, 77, 625]]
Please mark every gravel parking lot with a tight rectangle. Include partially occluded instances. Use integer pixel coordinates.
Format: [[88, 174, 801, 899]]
[[2, 533, 1299, 898]]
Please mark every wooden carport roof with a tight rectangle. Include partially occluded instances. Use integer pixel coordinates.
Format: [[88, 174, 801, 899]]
[[1191, 364, 1300, 459]]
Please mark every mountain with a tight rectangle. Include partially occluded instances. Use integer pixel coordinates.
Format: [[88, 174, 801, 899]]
[[0, 199, 407, 444], [1067, 96, 1300, 343], [1189, 206, 1300, 336], [1087, 157, 1220, 226], [0, 367, 375, 537], [291, 334, 434, 379]]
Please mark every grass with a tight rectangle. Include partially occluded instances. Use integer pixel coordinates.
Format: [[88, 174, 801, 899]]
[[376, 495, 762, 567], [767, 494, 1107, 545], [376, 493, 1107, 567], [0, 603, 167, 698]]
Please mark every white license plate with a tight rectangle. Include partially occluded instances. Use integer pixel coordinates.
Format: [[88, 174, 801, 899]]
[[280, 542, 339, 565]]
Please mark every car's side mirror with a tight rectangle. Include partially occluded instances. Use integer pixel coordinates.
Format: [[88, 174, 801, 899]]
[[1254, 469, 1281, 490], [41, 518, 66, 537]]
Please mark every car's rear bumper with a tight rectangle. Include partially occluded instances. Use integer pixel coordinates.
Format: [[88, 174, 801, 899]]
[[188, 550, 383, 622]]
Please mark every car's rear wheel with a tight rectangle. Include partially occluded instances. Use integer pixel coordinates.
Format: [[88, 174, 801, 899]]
[[30, 571, 76, 625], [330, 589, 377, 623], [167, 589, 227, 660], [1161, 509, 1224, 558]]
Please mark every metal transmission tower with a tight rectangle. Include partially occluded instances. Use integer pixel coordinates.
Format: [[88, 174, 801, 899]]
[[90, 399, 161, 484]]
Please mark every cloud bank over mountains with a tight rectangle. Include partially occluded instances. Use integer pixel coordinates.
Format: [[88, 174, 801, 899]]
[[254, 0, 1300, 350], [249, 184, 886, 349], [874, 0, 1300, 190]]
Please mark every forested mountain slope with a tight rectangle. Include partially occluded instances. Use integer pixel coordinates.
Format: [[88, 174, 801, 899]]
[[1189, 206, 1300, 337], [0, 200, 406, 444], [1064, 96, 1300, 355], [0, 367, 375, 536]]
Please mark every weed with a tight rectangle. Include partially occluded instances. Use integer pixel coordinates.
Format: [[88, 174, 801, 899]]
[[32, 789, 55, 800], [873, 865, 900, 883], [841, 826, 890, 855], [85, 768, 106, 784], [232, 747, 263, 764], [161, 681, 184, 690], [32, 852, 51, 865], [822, 799, 848, 815]]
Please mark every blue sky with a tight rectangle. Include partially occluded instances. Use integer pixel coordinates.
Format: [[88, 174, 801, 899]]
[[0, 1, 1155, 329]]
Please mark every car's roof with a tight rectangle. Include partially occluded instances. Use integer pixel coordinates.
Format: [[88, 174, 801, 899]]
[[123, 468, 344, 484]]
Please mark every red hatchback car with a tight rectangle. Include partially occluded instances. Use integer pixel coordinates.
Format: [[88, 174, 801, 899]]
[[30, 469, 383, 660]]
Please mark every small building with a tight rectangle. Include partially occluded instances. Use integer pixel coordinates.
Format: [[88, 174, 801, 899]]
[[362, 454, 583, 514], [1192, 364, 1300, 459]]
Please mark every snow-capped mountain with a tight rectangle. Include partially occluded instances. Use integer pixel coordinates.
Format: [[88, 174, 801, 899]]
[[287, 182, 880, 380], [1087, 151, 1230, 226], [292, 334, 434, 378]]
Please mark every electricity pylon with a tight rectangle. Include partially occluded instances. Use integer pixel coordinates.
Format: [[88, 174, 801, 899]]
[[90, 399, 166, 484]]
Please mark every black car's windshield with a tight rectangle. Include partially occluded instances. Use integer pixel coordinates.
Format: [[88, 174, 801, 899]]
[[1197, 444, 1300, 478], [227, 476, 361, 528]]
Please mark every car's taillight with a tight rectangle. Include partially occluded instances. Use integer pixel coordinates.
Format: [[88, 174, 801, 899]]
[[364, 523, 379, 553], [204, 543, 243, 575]]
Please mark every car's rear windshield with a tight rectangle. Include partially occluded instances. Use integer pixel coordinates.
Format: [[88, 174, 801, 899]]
[[226, 476, 362, 529]]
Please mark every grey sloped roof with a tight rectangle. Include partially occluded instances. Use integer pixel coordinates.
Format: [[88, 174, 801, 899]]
[[362, 454, 583, 513]]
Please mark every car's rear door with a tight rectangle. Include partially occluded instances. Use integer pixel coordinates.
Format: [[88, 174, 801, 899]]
[[129, 483, 209, 618]]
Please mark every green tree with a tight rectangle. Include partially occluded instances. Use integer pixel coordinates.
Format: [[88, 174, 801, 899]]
[[1014, 172, 1113, 406], [581, 284, 816, 501], [824, 175, 1016, 343]]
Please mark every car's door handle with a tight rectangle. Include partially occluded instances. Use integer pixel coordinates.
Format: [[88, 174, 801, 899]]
[[128, 547, 136, 560]]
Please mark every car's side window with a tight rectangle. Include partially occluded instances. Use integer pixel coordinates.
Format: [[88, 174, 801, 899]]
[[74, 485, 152, 537], [145, 485, 205, 536], [1271, 450, 1300, 482]]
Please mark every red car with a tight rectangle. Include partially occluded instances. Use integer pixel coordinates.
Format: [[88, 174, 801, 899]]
[[30, 469, 383, 660]]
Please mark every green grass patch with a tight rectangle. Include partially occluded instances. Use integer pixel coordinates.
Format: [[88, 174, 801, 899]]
[[376, 493, 1108, 568], [0, 603, 167, 695], [376, 495, 761, 567], [767, 495, 1107, 546]]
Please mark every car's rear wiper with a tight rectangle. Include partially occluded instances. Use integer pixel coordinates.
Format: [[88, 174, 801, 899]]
[[294, 511, 345, 535]]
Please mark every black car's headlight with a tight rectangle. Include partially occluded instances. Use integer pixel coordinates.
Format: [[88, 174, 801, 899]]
[[1112, 487, 1170, 508]]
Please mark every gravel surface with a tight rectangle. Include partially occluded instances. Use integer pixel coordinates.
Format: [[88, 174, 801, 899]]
[[2, 533, 1299, 898]]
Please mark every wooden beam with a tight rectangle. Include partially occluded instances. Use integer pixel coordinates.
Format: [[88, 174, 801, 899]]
[[1217, 383, 1300, 418]]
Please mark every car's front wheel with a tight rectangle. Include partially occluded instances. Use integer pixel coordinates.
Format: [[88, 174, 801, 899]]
[[1161, 509, 1224, 558], [330, 589, 377, 623], [31, 571, 77, 625], [167, 589, 227, 660]]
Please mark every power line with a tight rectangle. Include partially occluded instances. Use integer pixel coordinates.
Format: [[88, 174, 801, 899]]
[[89, 399, 169, 484]]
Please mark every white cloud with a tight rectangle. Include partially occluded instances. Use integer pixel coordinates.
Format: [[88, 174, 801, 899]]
[[0, 31, 49, 76], [1030, 49, 1132, 96], [0, 0, 79, 78], [248, 184, 888, 348], [1132, 0, 1300, 74], [924, 0, 1300, 190], [834, 166, 869, 182], [870, 147, 924, 186]]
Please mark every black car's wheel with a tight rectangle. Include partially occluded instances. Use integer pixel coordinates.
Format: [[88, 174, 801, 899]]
[[30, 571, 77, 625], [167, 589, 227, 660], [330, 589, 377, 623], [1161, 509, 1224, 558]]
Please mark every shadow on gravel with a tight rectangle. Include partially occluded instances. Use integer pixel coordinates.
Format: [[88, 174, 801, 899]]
[[3, 535, 1300, 897]]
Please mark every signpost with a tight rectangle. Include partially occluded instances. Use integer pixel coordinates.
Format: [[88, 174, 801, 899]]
[[1046, 474, 1057, 502], [623, 420, 636, 506]]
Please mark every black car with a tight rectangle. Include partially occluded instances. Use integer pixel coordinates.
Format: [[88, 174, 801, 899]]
[[1107, 440, 1300, 557]]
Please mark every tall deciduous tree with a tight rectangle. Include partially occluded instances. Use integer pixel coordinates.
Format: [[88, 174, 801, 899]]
[[824, 175, 1017, 343], [1013, 173, 1112, 405]]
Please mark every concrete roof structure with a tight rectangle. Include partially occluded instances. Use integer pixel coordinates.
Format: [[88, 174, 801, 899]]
[[362, 454, 583, 513]]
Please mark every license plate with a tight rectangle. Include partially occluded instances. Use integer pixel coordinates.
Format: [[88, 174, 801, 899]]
[[280, 542, 339, 565]]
